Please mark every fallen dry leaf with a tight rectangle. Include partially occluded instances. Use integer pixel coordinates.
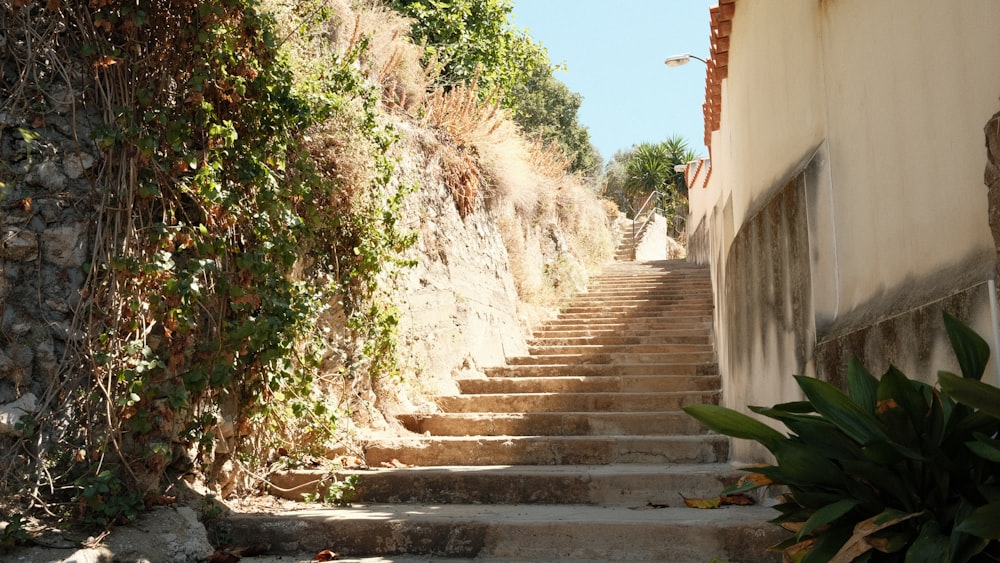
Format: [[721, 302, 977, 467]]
[[313, 549, 340, 561], [207, 552, 240, 563], [720, 493, 755, 506], [735, 466, 774, 488], [336, 455, 367, 469], [682, 495, 722, 509]]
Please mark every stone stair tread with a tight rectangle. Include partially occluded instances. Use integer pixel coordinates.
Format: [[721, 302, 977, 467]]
[[269, 463, 751, 506], [435, 391, 720, 413], [397, 411, 712, 436], [456, 374, 720, 394], [362, 435, 729, 466], [219, 503, 784, 562]]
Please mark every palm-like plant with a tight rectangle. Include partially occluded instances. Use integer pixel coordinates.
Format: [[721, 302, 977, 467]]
[[684, 312, 1000, 562]]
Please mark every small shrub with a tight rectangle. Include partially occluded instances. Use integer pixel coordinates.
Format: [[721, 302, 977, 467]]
[[685, 312, 1000, 562]]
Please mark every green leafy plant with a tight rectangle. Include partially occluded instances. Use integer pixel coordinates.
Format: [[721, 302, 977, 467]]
[[1, 513, 32, 552], [301, 474, 359, 507], [684, 312, 1000, 562], [75, 468, 144, 528]]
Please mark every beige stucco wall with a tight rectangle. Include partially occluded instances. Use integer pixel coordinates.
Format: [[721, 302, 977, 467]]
[[689, 0, 1000, 463], [819, 1, 999, 327]]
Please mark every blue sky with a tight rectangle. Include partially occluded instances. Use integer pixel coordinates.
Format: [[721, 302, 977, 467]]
[[510, 0, 715, 163]]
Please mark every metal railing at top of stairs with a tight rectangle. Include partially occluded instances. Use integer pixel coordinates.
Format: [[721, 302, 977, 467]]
[[631, 191, 661, 260]]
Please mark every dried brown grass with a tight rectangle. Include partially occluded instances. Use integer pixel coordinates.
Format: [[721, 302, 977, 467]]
[[420, 76, 506, 146], [266, 0, 427, 110]]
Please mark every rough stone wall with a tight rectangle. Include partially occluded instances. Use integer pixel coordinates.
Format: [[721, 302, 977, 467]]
[[391, 124, 528, 391], [0, 81, 100, 420]]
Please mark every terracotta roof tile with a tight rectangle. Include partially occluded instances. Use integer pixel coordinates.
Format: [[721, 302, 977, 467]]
[[702, 1, 735, 151]]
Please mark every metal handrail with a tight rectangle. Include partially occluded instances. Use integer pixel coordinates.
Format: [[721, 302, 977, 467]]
[[631, 191, 661, 260]]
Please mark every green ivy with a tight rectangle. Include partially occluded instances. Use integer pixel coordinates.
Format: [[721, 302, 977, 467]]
[[37, 0, 416, 524]]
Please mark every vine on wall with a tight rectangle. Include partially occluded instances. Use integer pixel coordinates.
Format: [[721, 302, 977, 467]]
[[1, 0, 413, 527]]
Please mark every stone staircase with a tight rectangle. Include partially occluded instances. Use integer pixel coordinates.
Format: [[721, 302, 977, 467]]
[[614, 217, 649, 261], [216, 258, 785, 561]]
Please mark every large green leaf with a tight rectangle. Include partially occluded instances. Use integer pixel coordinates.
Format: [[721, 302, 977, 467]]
[[943, 311, 990, 381], [801, 521, 854, 563], [955, 501, 1000, 539], [840, 459, 916, 512], [847, 357, 879, 413], [939, 371, 1000, 419], [774, 442, 845, 488], [795, 375, 889, 446], [683, 404, 786, 452], [966, 433, 1000, 462], [875, 366, 925, 445], [779, 417, 865, 461], [797, 499, 860, 540], [906, 520, 951, 562]]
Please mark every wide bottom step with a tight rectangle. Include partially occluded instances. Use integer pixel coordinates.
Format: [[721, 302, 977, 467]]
[[214, 504, 785, 562]]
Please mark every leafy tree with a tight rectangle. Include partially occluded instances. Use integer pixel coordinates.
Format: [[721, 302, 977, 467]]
[[509, 65, 602, 175], [387, 0, 601, 175], [386, 0, 547, 102], [604, 136, 699, 231]]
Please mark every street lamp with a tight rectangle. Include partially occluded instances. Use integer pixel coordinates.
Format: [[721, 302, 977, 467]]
[[664, 54, 708, 67]]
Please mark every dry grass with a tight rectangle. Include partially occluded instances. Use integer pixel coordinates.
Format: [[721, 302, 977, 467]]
[[420, 76, 506, 146], [266, 0, 427, 110], [266, 0, 619, 403]]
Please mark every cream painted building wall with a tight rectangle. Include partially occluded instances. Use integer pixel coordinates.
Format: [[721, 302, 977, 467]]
[[688, 0, 1000, 462]]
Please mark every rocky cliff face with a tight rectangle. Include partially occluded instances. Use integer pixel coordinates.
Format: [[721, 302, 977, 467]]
[[386, 121, 619, 409], [0, 74, 100, 423], [394, 125, 527, 386]]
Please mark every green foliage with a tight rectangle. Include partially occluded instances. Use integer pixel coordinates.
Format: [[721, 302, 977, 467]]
[[387, 0, 547, 101], [684, 312, 1000, 562], [0, 513, 31, 552], [2, 0, 418, 526], [301, 474, 359, 507], [75, 468, 144, 528], [508, 66, 601, 176], [604, 136, 698, 231], [387, 0, 600, 177]]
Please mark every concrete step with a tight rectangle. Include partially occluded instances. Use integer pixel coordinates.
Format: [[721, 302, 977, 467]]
[[456, 374, 720, 395], [529, 330, 711, 343], [506, 354, 612, 366], [527, 343, 713, 355], [267, 463, 745, 506], [484, 362, 716, 378], [397, 411, 712, 436], [214, 504, 784, 562], [506, 352, 714, 366], [552, 313, 713, 323], [362, 435, 730, 465], [435, 390, 720, 413], [538, 320, 710, 331], [560, 302, 713, 312]]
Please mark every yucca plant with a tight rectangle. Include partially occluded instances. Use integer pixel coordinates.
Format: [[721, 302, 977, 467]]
[[684, 312, 1000, 562]]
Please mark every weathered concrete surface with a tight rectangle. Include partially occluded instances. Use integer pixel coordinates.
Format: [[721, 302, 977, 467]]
[[6, 507, 214, 563], [215, 504, 784, 563]]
